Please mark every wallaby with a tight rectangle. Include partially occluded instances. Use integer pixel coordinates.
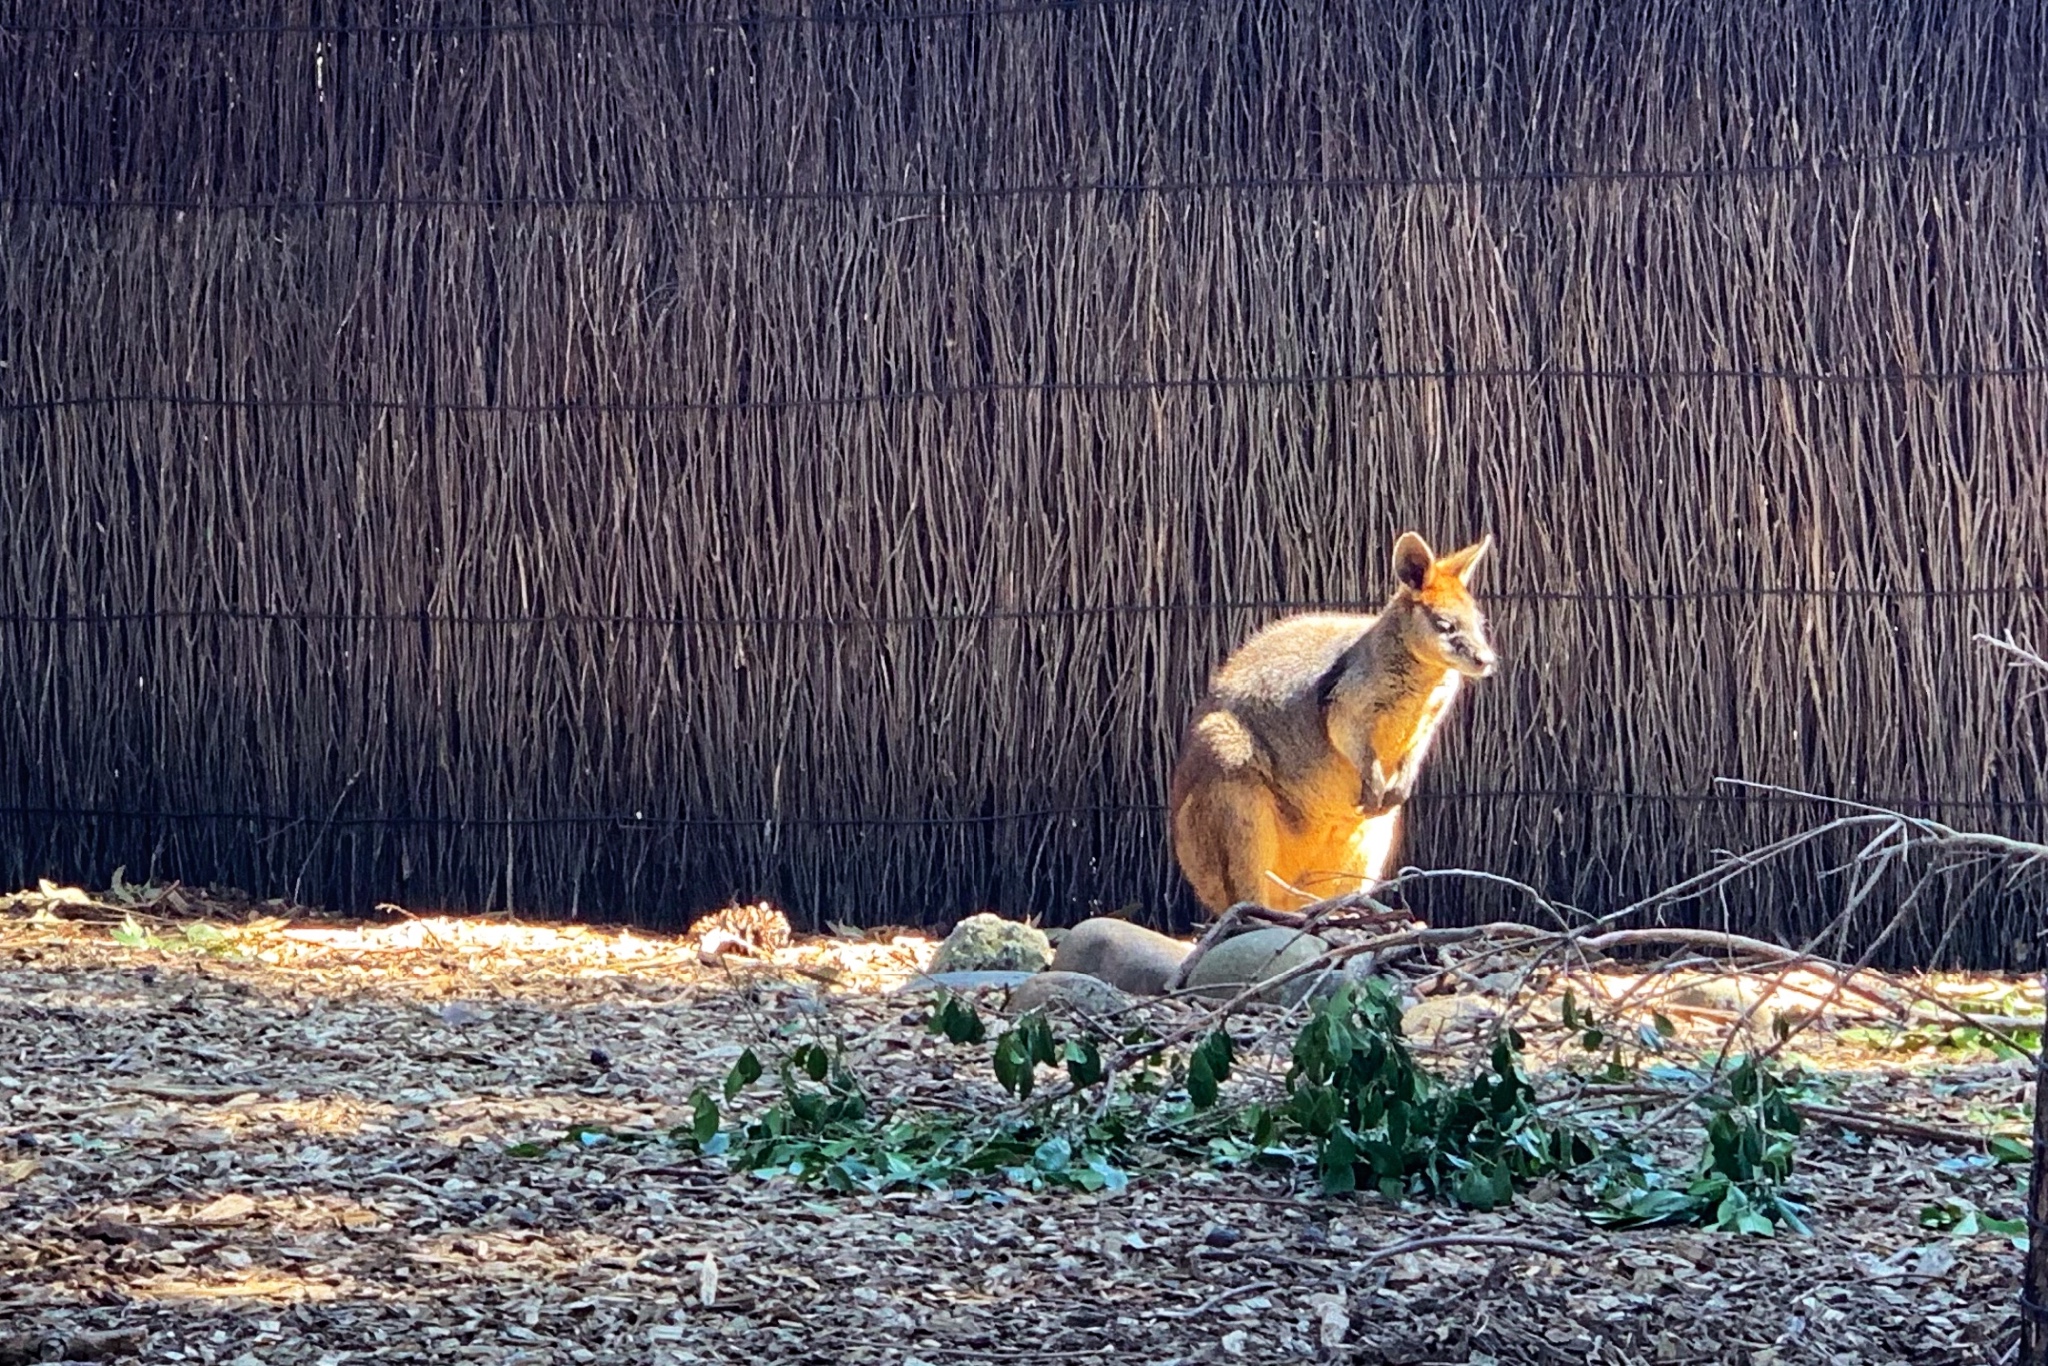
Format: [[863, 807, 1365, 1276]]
[[1169, 532, 1496, 914]]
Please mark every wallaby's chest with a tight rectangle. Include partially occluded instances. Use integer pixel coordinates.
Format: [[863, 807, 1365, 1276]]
[[1367, 673, 1461, 767]]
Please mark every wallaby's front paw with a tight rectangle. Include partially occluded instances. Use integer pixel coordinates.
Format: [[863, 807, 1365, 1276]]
[[1360, 763, 1400, 815]]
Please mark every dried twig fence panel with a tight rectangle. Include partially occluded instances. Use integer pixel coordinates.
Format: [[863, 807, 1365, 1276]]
[[3, 1, 2045, 962]]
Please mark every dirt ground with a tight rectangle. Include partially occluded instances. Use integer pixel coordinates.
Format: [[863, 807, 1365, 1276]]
[[0, 884, 2032, 1365]]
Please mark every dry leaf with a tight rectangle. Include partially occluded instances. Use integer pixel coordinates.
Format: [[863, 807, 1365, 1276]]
[[697, 1251, 718, 1307], [1307, 1290, 1349, 1350], [191, 1193, 258, 1225]]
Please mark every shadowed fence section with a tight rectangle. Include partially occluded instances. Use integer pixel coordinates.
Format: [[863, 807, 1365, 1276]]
[[2, 0, 2046, 962]]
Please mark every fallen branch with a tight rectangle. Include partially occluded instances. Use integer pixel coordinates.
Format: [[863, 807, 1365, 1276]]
[[1563, 1082, 2000, 1150], [1791, 1100, 2004, 1150], [1160, 902, 1248, 995], [1576, 928, 1902, 1017]]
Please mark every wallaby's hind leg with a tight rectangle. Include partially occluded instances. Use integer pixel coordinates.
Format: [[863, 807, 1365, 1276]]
[[1172, 776, 1283, 916], [1353, 808, 1402, 887], [1275, 807, 1403, 907]]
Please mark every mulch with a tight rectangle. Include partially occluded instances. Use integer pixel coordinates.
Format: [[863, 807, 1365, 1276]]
[[0, 884, 2029, 1365]]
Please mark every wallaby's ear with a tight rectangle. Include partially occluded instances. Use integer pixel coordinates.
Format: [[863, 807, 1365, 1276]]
[[1392, 532, 1433, 592], [1436, 534, 1492, 585]]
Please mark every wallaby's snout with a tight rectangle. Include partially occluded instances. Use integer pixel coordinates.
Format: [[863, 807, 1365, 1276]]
[[1422, 603, 1495, 679]]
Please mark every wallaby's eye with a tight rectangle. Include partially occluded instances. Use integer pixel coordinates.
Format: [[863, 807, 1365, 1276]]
[[1428, 611, 1453, 632]]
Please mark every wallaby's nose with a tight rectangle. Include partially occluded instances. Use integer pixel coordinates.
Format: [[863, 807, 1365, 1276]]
[[1470, 648, 1498, 678]]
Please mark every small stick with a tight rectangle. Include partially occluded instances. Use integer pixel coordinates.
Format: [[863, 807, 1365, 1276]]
[[1162, 902, 1247, 995], [1158, 1279, 1282, 1320], [1355, 1233, 1575, 1269]]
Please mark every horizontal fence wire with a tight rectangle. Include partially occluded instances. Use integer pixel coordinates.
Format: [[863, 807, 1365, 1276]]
[[6, 0, 2048, 964], [7, 363, 2048, 416], [4, 789, 2044, 828], [2, 583, 2046, 628], [11, 127, 2046, 210], [0, 0, 1209, 35]]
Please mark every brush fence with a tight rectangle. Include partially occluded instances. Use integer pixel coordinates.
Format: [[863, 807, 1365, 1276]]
[[3, 1, 2045, 962]]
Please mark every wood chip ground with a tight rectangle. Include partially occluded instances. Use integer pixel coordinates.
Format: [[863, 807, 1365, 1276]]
[[0, 889, 2029, 1364]]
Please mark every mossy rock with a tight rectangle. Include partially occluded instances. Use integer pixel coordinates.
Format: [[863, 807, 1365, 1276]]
[[928, 913, 1053, 974]]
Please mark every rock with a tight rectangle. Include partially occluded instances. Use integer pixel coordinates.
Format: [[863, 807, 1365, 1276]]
[[1666, 976, 1813, 1032], [1050, 917, 1192, 995], [1666, 977, 1764, 1013], [1400, 994, 1497, 1043], [899, 970, 1040, 994], [1301, 953, 1385, 1003], [1474, 970, 1525, 997], [1186, 926, 1331, 1005], [1005, 971, 1134, 1017], [927, 913, 1053, 974]]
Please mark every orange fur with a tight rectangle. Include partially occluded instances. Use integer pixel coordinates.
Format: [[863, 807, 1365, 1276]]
[[1169, 532, 1496, 914]]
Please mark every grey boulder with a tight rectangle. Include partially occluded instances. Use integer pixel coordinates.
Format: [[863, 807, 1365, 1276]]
[[1185, 926, 1332, 1006], [1005, 971, 1134, 1018], [1050, 917, 1192, 995]]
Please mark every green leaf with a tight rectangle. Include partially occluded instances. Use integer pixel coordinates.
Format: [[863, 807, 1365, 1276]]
[[992, 1029, 1036, 1100], [1196, 1029, 1235, 1079], [181, 921, 227, 949], [1454, 1164, 1502, 1210], [1187, 1050, 1220, 1110], [931, 995, 987, 1045], [1032, 1137, 1072, 1173], [724, 1049, 763, 1100], [1026, 1017, 1059, 1067], [1989, 1135, 2031, 1164], [1919, 1201, 1964, 1230], [1062, 1036, 1103, 1088], [689, 1089, 721, 1146], [1589, 1187, 1701, 1227]]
